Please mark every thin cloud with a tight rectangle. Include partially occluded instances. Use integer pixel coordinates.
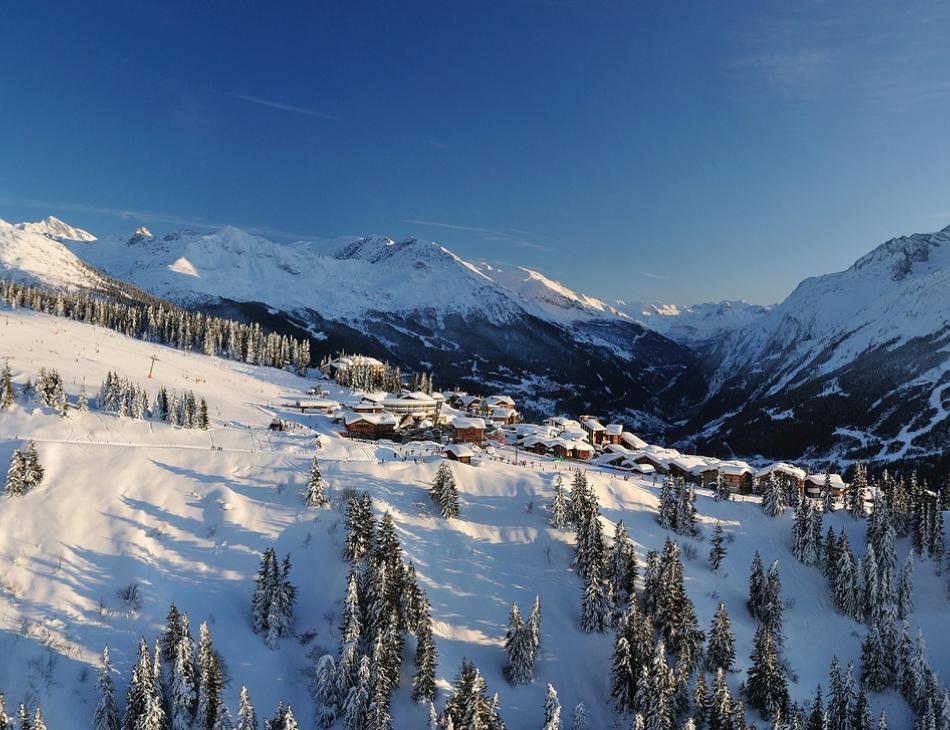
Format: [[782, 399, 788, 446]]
[[230, 93, 337, 120], [404, 218, 552, 251], [638, 271, 667, 279]]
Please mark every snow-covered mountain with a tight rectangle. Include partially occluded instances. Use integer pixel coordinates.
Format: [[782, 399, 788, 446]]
[[685, 224, 950, 465], [15, 215, 97, 242], [56, 224, 702, 426], [0, 217, 106, 290], [631, 300, 771, 347]]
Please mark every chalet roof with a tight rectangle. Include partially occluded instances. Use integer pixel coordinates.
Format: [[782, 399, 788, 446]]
[[605, 424, 623, 435], [620, 432, 648, 450], [755, 462, 807, 481], [287, 398, 340, 409], [582, 418, 607, 432], [443, 443, 476, 458], [716, 460, 753, 476], [486, 394, 515, 406], [452, 416, 486, 430], [558, 429, 589, 442], [343, 412, 399, 427], [492, 408, 516, 418], [805, 473, 847, 488]]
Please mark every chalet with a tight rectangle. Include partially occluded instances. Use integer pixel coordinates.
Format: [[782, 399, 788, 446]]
[[490, 407, 518, 425], [451, 416, 486, 444], [352, 400, 386, 414], [668, 456, 711, 483], [754, 463, 806, 492], [697, 460, 754, 494], [287, 398, 340, 414], [579, 416, 608, 445], [485, 394, 516, 410], [630, 451, 671, 474], [543, 416, 582, 431], [804, 473, 847, 498], [342, 412, 399, 438], [605, 424, 624, 445], [457, 395, 483, 414], [443, 443, 475, 464], [322, 354, 386, 379], [379, 392, 440, 418]]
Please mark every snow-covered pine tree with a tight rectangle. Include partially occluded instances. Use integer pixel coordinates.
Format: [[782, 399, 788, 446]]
[[822, 473, 837, 513], [762, 560, 785, 641], [4, 449, 25, 497], [861, 621, 890, 692], [675, 481, 698, 536], [170, 611, 196, 730], [713, 470, 731, 502], [122, 638, 155, 730], [709, 668, 733, 730], [658, 475, 677, 528], [302, 457, 331, 508], [806, 500, 824, 567], [32, 709, 46, 730], [503, 602, 534, 684], [342, 655, 371, 730], [824, 525, 839, 577], [745, 624, 789, 721], [747, 551, 766, 620], [897, 553, 914, 620], [21, 441, 43, 493], [847, 464, 870, 519], [343, 493, 375, 561], [610, 619, 636, 715], [411, 591, 437, 703], [252, 548, 278, 635], [161, 603, 183, 664], [527, 595, 542, 661], [762, 473, 787, 517], [542, 684, 562, 730], [313, 654, 339, 727], [708, 522, 726, 572], [834, 536, 860, 620], [692, 671, 709, 729], [580, 561, 610, 633], [607, 520, 637, 621], [569, 470, 591, 525], [195, 622, 222, 730], [265, 555, 296, 649], [0, 361, 14, 411], [550, 475, 569, 529], [570, 702, 590, 730], [94, 646, 120, 730], [706, 602, 735, 673]]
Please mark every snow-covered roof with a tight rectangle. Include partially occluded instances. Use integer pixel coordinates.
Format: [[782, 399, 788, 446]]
[[492, 407, 516, 418], [581, 418, 607, 432], [755, 462, 806, 481], [716, 460, 753, 476], [558, 428, 589, 442], [669, 455, 709, 473], [620, 432, 648, 450], [287, 398, 340, 409], [452, 416, 485, 430], [343, 412, 399, 427], [329, 355, 384, 369], [804, 473, 847, 488], [443, 443, 475, 459], [486, 394, 515, 406], [401, 391, 438, 402], [605, 424, 623, 436]]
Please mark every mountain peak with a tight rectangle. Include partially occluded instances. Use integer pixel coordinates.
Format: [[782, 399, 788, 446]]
[[15, 215, 97, 242], [134, 226, 154, 238]]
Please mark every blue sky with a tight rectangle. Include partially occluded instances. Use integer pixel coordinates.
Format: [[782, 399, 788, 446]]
[[2, 1, 950, 305]]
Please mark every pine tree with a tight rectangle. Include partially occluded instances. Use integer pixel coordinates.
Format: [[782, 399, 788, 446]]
[[342, 656, 371, 730], [122, 638, 152, 730], [709, 669, 732, 730], [431, 462, 460, 519], [745, 624, 788, 721], [714, 471, 731, 502], [542, 684, 562, 730], [4, 449, 25, 497], [762, 560, 785, 641], [706, 602, 736, 673], [503, 602, 534, 684], [195, 622, 222, 730], [31, 710, 45, 730], [570, 703, 590, 730], [581, 562, 610, 633], [692, 671, 709, 730], [550, 475, 569, 529], [412, 591, 438, 703], [806, 684, 824, 730], [822, 473, 837, 513], [303, 457, 331, 508], [21, 441, 43, 492], [161, 603, 183, 664], [0, 361, 14, 411], [235, 687, 257, 730], [171, 613, 196, 730], [344, 493, 374, 561], [747, 551, 766, 620], [608, 520, 638, 621], [833, 535, 859, 619], [314, 654, 339, 727], [860, 621, 890, 692], [94, 646, 120, 730], [659, 475, 677, 528], [762, 474, 788, 517], [847, 465, 869, 519], [851, 687, 873, 730], [709, 522, 726, 572], [876, 710, 889, 730]]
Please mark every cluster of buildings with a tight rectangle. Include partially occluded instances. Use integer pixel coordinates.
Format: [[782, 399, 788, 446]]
[[288, 358, 850, 492]]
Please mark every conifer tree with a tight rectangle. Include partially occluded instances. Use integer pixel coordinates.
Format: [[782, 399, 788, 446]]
[[861, 621, 890, 692], [195, 622, 222, 730], [94, 646, 120, 730], [235, 687, 257, 730], [762, 561, 785, 641], [581, 562, 610, 633], [706, 603, 735, 673], [747, 552, 766, 620], [504, 602, 535, 684], [762, 473, 787, 517], [21, 441, 43, 492], [343, 493, 374, 561], [713, 471, 731, 502], [823, 525, 838, 577], [542, 684, 562, 730], [4, 449, 25, 498], [171, 614, 197, 730], [895, 553, 913, 620], [0, 362, 14, 411], [805, 684, 824, 730], [709, 669, 732, 730], [314, 655, 339, 727], [569, 470, 591, 525], [412, 591, 438, 703], [303, 457, 331, 508], [745, 624, 788, 721], [709, 522, 726, 572], [550, 475, 569, 529], [608, 521, 638, 620], [342, 656, 371, 730], [692, 671, 709, 730], [122, 638, 152, 730], [847, 465, 869, 519], [431, 462, 460, 519], [659, 475, 677, 528], [822, 473, 837, 513], [570, 703, 590, 730]]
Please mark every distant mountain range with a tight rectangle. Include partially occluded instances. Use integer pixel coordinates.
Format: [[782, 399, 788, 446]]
[[2, 212, 948, 470]]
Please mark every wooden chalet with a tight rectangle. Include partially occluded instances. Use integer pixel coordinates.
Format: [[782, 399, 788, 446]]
[[804, 473, 847, 498], [579, 415, 608, 445], [342, 412, 399, 438], [754, 463, 806, 493], [443, 443, 475, 464], [605, 424, 623, 445], [451, 416, 486, 444]]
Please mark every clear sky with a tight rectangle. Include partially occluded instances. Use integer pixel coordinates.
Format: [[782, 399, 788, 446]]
[[2, 1, 950, 306]]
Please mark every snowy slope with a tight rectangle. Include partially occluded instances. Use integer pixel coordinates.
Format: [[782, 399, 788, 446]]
[[15, 216, 97, 242], [0, 218, 107, 291], [688, 225, 950, 463], [0, 308, 946, 728]]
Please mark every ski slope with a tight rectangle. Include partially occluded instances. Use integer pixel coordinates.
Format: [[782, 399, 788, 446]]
[[0, 308, 946, 727]]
